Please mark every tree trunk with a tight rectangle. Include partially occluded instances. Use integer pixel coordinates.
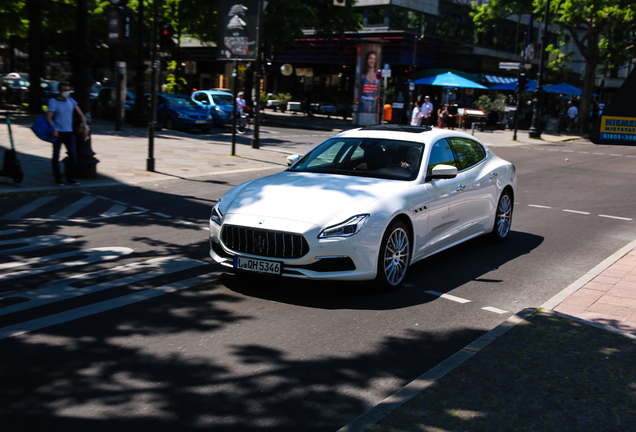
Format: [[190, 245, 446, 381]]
[[27, 0, 43, 113]]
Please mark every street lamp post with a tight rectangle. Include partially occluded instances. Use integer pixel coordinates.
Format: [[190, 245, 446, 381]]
[[529, 0, 550, 139], [71, 0, 98, 178]]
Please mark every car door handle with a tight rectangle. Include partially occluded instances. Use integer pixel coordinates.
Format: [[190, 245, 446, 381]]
[[489, 173, 499, 179], [456, 184, 466, 192]]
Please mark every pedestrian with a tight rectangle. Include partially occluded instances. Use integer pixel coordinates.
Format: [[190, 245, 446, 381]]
[[236, 91, 247, 114], [410, 100, 422, 126], [437, 104, 448, 128], [45, 82, 88, 186], [420, 95, 434, 126], [567, 101, 578, 132], [447, 102, 458, 130]]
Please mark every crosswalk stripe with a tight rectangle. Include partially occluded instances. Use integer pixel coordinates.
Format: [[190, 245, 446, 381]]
[[101, 204, 127, 216], [0, 257, 206, 316], [0, 273, 219, 340], [0, 229, 24, 236], [0, 247, 133, 280], [2, 196, 58, 218], [0, 235, 75, 255], [50, 196, 97, 219]]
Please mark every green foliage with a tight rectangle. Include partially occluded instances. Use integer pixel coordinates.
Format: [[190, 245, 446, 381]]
[[264, 0, 362, 49], [475, 94, 507, 114], [275, 93, 292, 104], [163, 61, 187, 94]]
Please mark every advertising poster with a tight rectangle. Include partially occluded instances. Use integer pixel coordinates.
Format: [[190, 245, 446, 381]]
[[218, 0, 258, 60], [354, 42, 383, 126], [590, 68, 636, 145]]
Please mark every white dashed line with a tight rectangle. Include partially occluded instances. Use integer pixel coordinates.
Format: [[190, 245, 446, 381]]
[[599, 214, 633, 221], [482, 306, 508, 314], [425, 291, 471, 304], [563, 209, 591, 215], [528, 204, 552, 209], [578, 151, 589, 154]]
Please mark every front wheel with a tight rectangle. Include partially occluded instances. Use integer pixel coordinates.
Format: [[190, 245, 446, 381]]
[[491, 191, 513, 242], [236, 117, 249, 135], [374, 221, 410, 292]]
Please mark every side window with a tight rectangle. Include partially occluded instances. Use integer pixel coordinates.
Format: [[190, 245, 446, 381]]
[[449, 137, 486, 171], [194, 93, 208, 103], [427, 139, 457, 176]]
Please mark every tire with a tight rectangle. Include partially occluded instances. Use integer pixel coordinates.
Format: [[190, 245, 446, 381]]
[[165, 117, 175, 130], [236, 117, 249, 135], [491, 190, 513, 242], [201, 128, 211, 134], [374, 220, 410, 291]]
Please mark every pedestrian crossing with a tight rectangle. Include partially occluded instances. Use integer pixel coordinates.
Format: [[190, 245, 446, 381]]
[[0, 230, 216, 340], [0, 191, 149, 222]]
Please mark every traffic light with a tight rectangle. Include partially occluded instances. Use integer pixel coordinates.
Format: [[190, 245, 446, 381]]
[[517, 73, 528, 93], [160, 24, 176, 51]]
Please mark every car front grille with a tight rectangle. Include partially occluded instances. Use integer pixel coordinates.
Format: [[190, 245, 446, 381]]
[[221, 225, 309, 259]]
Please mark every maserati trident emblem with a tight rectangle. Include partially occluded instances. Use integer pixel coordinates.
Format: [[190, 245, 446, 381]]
[[255, 234, 266, 253], [259, 218, 265, 225]]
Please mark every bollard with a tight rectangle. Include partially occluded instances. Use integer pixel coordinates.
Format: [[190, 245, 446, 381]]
[[471, 122, 476, 136]]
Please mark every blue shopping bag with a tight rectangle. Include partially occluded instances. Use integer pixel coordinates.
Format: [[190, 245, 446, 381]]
[[30, 114, 56, 143]]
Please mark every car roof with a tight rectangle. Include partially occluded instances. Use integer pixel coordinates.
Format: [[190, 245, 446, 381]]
[[193, 90, 233, 96], [336, 125, 487, 145]]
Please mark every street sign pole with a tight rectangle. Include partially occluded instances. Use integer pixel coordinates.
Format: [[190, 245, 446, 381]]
[[513, 36, 527, 141]]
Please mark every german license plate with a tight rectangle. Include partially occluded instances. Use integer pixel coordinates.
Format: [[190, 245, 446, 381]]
[[195, 120, 207, 124], [233, 257, 282, 275]]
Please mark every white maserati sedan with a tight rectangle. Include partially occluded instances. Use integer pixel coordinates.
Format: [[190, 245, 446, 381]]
[[208, 125, 516, 291]]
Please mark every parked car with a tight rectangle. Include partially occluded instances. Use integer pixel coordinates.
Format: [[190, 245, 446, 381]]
[[0, 77, 29, 105], [92, 87, 135, 120], [40, 80, 59, 104], [208, 125, 516, 291], [191, 90, 235, 126], [152, 93, 214, 132]]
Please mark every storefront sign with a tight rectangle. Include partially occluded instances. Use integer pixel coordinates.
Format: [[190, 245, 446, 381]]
[[590, 68, 636, 145]]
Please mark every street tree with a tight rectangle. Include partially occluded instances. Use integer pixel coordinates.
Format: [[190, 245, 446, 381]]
[[472, 0, 636, 133]]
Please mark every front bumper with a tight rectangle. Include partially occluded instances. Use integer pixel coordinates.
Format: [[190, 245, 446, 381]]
[[208, 216, 382, 281]]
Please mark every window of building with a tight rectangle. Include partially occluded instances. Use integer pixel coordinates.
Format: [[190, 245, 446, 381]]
[[390, 7, 407, 30], [367, 7, 386, 26]]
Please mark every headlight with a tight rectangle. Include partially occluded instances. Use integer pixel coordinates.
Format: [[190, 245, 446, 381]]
[[211, 201, 224, 225], [318, 214, 369, 239], [214, 106, 224, 113]]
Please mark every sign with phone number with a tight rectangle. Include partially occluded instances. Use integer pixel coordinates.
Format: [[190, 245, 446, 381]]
[[600, 133, 636, 141]]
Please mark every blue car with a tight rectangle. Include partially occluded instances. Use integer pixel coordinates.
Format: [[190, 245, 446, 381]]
[[152, 93, 214, 132], [191, 90, 234, 126]]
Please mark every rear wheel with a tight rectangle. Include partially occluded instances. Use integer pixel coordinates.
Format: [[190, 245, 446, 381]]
[[374, 220, 410, 291], [491, 191, 513, 242]]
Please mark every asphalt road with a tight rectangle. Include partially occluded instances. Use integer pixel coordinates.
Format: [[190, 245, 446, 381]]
[[1, 132, 635, 431]]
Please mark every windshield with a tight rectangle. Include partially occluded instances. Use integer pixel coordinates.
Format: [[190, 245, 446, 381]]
[[211, 94, 233, 105], [289, 138, 424, 181], [165, 96, 200, 109]]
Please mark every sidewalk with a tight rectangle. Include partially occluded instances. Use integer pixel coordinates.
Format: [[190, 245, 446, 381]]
[[3, 109, 635, 430]]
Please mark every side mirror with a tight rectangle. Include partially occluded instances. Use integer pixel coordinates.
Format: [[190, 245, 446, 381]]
[[287, 155, 300, 166], [426, 164, 458, 181], [200, 100, 209, 105]]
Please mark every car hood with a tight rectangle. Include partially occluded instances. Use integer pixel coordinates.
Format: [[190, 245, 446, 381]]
[[172, 107, 206, 116], [223, 171, 410, 227]]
